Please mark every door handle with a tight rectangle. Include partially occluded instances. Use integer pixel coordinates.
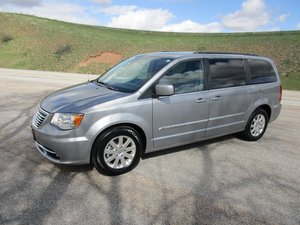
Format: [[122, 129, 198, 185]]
[[212, 95, 222, 101], [196, 98, 207, 103]]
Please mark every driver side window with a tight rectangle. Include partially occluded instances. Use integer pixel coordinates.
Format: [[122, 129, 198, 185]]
[[159, 60, 204, 94]]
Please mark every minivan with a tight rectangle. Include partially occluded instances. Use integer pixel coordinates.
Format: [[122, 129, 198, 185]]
[[31, 52, 282, 175]]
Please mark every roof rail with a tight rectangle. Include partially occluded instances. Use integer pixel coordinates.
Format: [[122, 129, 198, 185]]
[[193, 51, 258, 56]]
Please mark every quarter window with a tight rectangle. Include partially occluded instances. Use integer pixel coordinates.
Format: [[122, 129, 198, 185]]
[[159, 60, 204, 94], [209, 59, 246, 89], [248, 59, 277, 84]]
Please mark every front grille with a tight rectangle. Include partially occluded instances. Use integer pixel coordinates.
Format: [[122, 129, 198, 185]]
[[33, 107, 49, 128]]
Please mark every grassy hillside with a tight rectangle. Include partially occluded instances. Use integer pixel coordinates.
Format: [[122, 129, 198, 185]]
[[0, 12, 300, 90]]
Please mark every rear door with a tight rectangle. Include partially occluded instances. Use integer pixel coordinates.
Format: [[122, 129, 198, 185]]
[[206, 58, 254, 137], [152, 59, 209, 148]]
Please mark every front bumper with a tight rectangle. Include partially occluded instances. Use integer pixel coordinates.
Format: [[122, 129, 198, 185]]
[[31, 125, 92, 165]]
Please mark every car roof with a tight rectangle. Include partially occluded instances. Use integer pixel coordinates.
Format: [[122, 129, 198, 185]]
[[141, 51, 271, 61]]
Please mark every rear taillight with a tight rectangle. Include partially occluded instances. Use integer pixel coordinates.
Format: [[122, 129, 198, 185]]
[[279, 84, 282, 102]]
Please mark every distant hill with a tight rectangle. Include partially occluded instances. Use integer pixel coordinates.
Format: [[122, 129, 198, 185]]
[[0, 12, 299, 90]]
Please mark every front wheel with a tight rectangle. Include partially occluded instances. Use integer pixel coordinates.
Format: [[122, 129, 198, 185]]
[[91, 126, 142, 175], [239, 108, 269, 141]]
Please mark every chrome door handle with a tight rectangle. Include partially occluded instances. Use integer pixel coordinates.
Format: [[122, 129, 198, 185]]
[[196, 98, 207, 103], [212, 95, 222, 101]]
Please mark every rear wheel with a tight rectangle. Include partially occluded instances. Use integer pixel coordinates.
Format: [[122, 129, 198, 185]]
[[240, 108, 269, 141], [91, 126, 142, 175]]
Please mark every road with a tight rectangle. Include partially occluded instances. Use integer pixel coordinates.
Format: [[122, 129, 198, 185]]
[[0, 69, 299, 225]]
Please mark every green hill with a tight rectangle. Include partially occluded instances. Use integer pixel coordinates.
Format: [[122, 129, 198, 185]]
[[0, 12, 300, 90]]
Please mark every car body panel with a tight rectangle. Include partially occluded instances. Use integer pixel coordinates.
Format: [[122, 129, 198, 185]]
[[206, 85, 254, 137], [152, 91, 209, 148], [41, 82, 129, 113]]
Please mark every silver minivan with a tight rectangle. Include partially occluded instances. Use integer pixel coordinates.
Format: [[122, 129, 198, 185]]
[[32, 52, 282, 175]]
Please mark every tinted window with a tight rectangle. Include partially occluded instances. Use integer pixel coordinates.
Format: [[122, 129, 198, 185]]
[[209, 59, 246, 89], [159, 60, 204, 94], [248, 59, 277, 84]]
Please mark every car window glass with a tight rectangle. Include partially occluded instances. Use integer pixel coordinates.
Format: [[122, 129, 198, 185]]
[[159, 60, 204, 94], [248, 59, 277, 84], [209, 59, 246, 89], [98, 56, 173, 93]]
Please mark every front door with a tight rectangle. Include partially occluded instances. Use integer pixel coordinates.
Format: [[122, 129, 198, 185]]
[[152, 59, 209, 148]]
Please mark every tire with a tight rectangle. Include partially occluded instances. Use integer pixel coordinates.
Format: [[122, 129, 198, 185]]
[[239, 108, 269, 141], [91, 126, 142, 175]]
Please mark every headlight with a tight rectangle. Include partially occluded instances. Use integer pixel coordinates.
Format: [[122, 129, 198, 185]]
[[50, 113, 84, 130]]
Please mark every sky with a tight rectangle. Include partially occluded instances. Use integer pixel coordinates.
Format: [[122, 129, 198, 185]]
[[0, 0, 300, 33]]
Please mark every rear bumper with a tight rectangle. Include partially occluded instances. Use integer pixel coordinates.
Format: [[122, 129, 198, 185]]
[[270, 103, 282, 123]]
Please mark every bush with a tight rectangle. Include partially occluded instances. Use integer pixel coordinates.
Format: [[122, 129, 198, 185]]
[[54, 44, 72, 56], [1, 34, 13, 43]]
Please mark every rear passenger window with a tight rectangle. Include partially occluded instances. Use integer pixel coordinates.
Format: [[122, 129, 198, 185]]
[[248, 59, 277, 84], [209, 59, 246, 89]]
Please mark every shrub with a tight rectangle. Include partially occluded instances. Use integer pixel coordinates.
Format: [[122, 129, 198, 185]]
[[54, 44, 72, 56], [1, 34, 13, 43]]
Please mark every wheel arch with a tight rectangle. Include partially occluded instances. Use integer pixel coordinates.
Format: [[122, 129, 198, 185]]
[[90, 123, 147, 162], [256, 104, 271, 121], [248, 97, 272, 122]]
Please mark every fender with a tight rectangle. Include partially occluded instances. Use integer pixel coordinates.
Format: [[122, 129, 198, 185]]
[[86, 112, 152, 151], [244, 97, 271, 126]]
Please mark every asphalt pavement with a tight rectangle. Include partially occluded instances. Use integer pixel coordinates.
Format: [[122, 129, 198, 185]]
[[0, 69, 299, 225]]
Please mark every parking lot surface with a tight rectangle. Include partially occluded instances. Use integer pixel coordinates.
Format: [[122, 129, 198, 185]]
[[0, 69, 299, 225]]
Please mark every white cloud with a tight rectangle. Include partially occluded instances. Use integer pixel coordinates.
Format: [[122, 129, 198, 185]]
[[161, 20, 222, 33], [0, 0, 41, 7], [297, 23, 300, 30], [105, 5, 222, 33], [101, 5, 138, 16], [277, 13, 290, 22], [90, 0, 111, 5], [2, 2, 99, 25], [107, 8, 174, 30], [222, 0, 271, 31]]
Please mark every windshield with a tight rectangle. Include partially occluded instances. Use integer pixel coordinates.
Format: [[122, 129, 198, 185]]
[[97, 55, 174, 93]]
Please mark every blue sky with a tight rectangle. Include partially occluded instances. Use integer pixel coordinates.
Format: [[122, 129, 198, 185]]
[[1, 0, 300, 32]]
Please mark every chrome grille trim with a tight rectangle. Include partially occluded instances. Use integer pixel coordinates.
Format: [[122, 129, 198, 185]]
[[33, 107, 49, 128]]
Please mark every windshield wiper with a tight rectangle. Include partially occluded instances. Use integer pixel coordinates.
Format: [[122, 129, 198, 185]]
[[96, 81, 106, 87], [105, 85, 119, 91], [96, 80, 119, 91]]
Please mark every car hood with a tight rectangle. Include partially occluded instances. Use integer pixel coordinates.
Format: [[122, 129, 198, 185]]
[[41, 82, 129, 113]]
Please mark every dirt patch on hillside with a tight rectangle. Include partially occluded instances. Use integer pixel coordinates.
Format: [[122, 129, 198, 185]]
[[78, 51, 123, 67]]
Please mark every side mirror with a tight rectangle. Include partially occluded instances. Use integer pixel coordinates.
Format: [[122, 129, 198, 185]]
[[155, 84, 174, 96]]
